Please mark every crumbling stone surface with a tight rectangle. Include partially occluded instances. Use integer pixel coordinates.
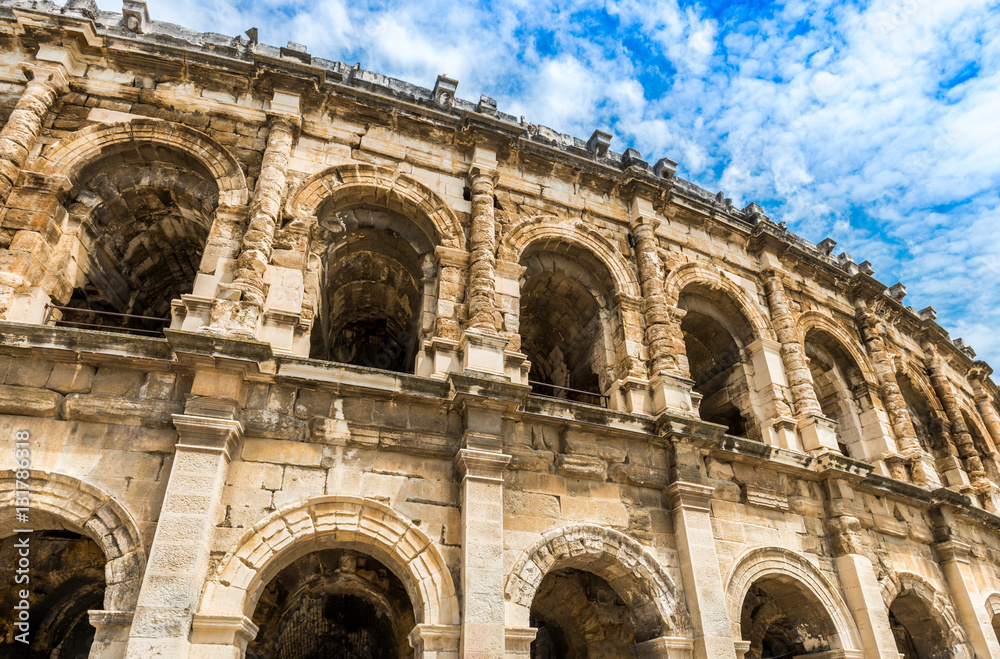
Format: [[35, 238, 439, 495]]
[[1, 3, 1000, 659]]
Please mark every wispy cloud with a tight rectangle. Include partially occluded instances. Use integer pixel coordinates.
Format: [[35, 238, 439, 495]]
[[99, 0, 1000, 365]]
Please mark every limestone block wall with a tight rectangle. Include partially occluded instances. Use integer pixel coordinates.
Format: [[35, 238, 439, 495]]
[[2, 3, 1000, 659]]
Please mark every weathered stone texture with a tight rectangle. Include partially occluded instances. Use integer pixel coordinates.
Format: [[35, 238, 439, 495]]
[[3, 4, 1000, 659]]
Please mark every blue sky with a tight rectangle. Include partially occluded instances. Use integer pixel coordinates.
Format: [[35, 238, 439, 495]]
[[102, 0, 1000, 366]]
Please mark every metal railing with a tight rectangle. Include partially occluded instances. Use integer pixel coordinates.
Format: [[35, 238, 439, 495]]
[[528, 380, 609, 408], [43, 304, 170, 336]]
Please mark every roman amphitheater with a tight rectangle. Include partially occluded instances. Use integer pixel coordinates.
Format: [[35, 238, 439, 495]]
[[2, 1, 1000, 657]]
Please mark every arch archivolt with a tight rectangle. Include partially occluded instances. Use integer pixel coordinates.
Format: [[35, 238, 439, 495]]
[[898, 359, 946, 416], [285, 163, 464, 249], [32, 118, 248, 206], [0, 469, 146, 612], [724, 546, 862, 651], [797, 311, 878, 386], [499, 215, 642, 299], [959, 399, 998, 455], [985, 591, 1000, 619], [663, 261, 774, 342], [197, 495, 459, 628], [881, 570, 971, 650], [504, 523, 690, 641]]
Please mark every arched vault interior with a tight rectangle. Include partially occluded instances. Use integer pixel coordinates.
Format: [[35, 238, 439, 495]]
[[65, 145, 219, 323], [679, 288, 757, 438], [519, 239, 618, 403], [803, 330, 867, 458], [0, 510, 107, 658], [309, 206, 432, 373], [739, 574, 839, 658], [247, 548, 416, 659]]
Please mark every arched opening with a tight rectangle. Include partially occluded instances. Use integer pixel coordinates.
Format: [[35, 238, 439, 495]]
[[897, 372, 957, 481], [888, 587, 956, 659], [739, 575, 840, 657], [55, 147, 218, 332], [309, 207, 432, 374], [529, 569, 635, 658], [679, 288, 756, 438], [803, 330, 868, 458], [519, 240, 618, 405], [0, 513, 107, 657], [247, 548, 416, 659], [962, 409, 999, 483]]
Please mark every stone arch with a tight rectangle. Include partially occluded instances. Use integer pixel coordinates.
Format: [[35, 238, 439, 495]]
[[663, 262, 774, 342], [285, 163, 464, 249], [881, 570, 971, 658], [0, 469, 146, 612], [504, 524, 690, 642], [797, 311, 878, 385], [959, 399, 998, 455], [197, 495, 459, 629], [798, 311, 887, 459], [985, 591, 1000, 643], [500, 215, 642, 299], [33, 118, 247, 206], [724, 546, 862, 652]]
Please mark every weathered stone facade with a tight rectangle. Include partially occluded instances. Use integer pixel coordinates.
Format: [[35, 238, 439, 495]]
[[2, 2, 1000, 658]]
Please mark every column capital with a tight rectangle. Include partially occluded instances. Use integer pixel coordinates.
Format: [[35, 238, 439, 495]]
[[665, 481, 715, 513], [470, 143, 498, 177], [434, 245, 471, 269], [21, 61, 71, 94], [934, 539, 973, 564], [88, 609, 133, 630], [628, 194, 660, 230], [504, 626, 537, 655], [171, 414, 244, 461], [190, 613, 259, 646], [409, 623, 461, 653], [455, 448, 511, 482]]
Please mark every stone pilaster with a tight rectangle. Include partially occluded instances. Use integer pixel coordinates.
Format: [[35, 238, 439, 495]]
[[761, 268, 821, 418], [745, 337, 802, 451], [125, 373, 244, 658], [213, 109, 297, 336], [854, 305, 944, 489], [665, 476, 736, 659], [467, 144, 500, 334], [823, 479, 898, 659], [648, 303, 699, 415], [933, 540, 1000, 659], [969, 362, 1000, 454], [628, 197, 671, 374], [417, 246, 470, 378], [455, 448, 509, 659], [923, 339, 990, 492], [0, 61, 69, 205], [450, 374, 525, 659]]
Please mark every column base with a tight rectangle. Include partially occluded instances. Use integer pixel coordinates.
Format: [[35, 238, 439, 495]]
[[416, 337, 461, 379], [460, 328, 509, 379], [764, 416, 800, 450], [798, 414, 840, 454], [650, 371, 696, 415], [616, 376, 651, 415]]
